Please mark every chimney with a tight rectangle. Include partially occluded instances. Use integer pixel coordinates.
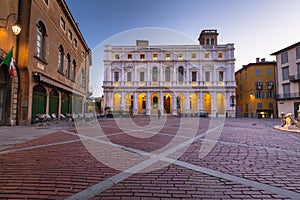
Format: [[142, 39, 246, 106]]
[[256, 57, 260, 63], [261, 58, 266, 62]]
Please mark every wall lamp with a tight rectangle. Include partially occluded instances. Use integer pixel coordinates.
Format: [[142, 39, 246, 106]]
[[0, 13, 21, 35]]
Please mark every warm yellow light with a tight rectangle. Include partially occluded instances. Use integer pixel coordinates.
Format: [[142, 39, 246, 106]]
[[12, 23, 21, 35]]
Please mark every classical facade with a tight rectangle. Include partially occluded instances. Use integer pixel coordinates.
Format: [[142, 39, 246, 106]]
[[103, 30, 236, 117], [0, 0, 91, 125], [271, 42, 300, 117], [235, 58, 277, 118]]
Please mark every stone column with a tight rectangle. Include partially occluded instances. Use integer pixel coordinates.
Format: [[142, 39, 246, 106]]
[[45, 89, 50, 114], [212, 92, 217, 117], [121, 91, 125, 111], [160, 92, 164, 112], [185, 92, 190, 116], [133, 92, 138, 115], [146, 91, 151, 115], [198, 92, 203, 112], [172, 92, 177, 115], [160, 63, 163, 86], [172, 66, 177, 86]]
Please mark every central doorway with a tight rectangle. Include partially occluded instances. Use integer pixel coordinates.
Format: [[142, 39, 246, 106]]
[[164, 94, 171, 113]]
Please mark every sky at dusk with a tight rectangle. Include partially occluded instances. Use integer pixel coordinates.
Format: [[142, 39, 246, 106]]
[[65, 0, 300, 97]]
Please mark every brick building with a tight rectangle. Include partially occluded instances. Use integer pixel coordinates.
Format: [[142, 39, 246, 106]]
[[0, 0, 91, 125]]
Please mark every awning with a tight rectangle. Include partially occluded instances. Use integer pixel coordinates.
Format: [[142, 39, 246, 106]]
[[38, 73, 86, 97]]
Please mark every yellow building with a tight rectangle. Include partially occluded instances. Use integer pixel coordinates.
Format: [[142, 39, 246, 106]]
[[235, 58, 277, 118]]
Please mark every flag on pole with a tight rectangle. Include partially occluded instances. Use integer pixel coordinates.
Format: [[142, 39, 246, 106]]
[[1, 48, 15, 78]]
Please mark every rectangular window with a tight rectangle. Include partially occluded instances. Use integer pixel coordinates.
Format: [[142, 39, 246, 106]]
[[178, 53, 183, 60], [219, 71, 224, 81], [81, 68, 85, 87], [297, 63, 300, 74], [282, 66, 289, 80], [114, 54, 120, 60], [239, 85, 242, 91], [257, 103, 262, 109], [268, 103, 273, 109], [140, 53, 145, 60], [283, 83, 290, 97], [218, 52, 223, 59], [127, 72, 132, 82], [255, 91, 264, 99], [60, 17, 65, 30], [267, 68, 272, 76], [296, 47, 300, 59], [281, 52, 288, 64], [192, 72, 197, 82], [256, 69, 261, 76], [140, 72, 144, 82], [74, 39, 77, 48], [192, 53, 196, 59], [266, 91, 275, 99], [245, 73, 248, 79], [205, 52, 210, 59], [205, 71, 210, 82], [114, 72, 119, 82], [127, 53, 132, 60], [68, 30, 72, 41], [153, 53, 158, 60], [165, 53, 170, 60]]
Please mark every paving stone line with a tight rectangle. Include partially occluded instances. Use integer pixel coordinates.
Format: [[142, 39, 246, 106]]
[[64, 123, 300, 200], [198, 138, 300, 155], [164, 158, 300, 200], [288, 134, 300, 143], [0, 138, 82, 155]]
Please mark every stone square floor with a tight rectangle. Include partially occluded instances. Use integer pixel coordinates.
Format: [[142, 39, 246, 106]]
[[0, 117, 300, 199]]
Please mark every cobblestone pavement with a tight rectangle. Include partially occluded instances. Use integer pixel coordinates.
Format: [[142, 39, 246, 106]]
[[0, 117, 300, 199]]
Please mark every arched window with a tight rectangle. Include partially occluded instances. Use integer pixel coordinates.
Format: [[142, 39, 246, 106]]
[[66, 53, 70, 78], [153, 96, 158, 109], [165, 67, 171, 82], [58, 45, 64, 73], [71, 60, 76, 81], [152, 67, 158, 82], [178, 66, 184, 82], [206, 38, 210, 45], [36, 21, 46, 60], [211, 38, 215, 45]]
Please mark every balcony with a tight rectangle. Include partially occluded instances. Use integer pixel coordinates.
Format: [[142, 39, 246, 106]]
[[289, 74, 300, 82], [276, 92, 300, 99], [256, 85, 263, 90]]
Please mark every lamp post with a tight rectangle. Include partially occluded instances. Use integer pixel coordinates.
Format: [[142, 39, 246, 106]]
[[0, 13, 22, 35]]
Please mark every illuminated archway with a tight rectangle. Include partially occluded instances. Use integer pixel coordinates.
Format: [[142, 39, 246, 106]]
[[177, 93, 185, 114], [203, 93, 211, 114], [151, 93, 159, 114], [164, 93, 172, 114], [113, 93, 121, 110], [125, 93, 133, 111], [217, 93, 225, 114], [190, 93, 198, 114], [138, 93, 146, 114]]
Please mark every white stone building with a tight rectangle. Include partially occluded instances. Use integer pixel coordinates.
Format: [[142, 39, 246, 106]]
[[102, 30, 236, 117], [271, 42, 300, 117]]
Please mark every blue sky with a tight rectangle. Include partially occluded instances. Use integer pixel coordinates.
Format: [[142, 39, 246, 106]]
[[65, 0, 300, 96]]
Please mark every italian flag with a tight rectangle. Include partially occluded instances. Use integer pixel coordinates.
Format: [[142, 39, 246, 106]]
[[1, 48, 14, 78]]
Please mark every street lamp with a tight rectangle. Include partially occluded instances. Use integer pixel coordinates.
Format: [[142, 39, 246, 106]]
[[0, 13, 21, 35]]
